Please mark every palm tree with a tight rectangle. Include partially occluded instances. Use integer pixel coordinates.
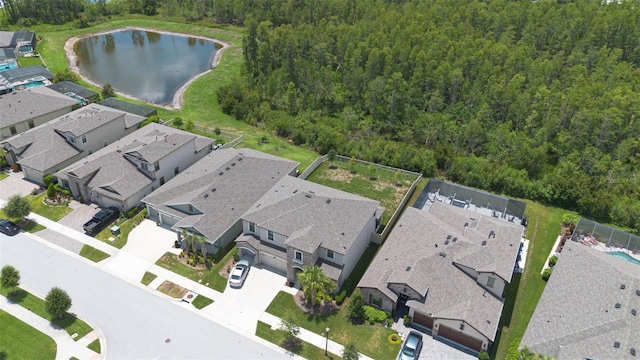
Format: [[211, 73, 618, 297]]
[[297, 265, 336, 308], [180, 229, 192, 255], [194, 234, 208, 260]]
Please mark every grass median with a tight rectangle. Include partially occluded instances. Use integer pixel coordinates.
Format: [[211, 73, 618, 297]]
[[256, 321, 342, 360], [0, 309, 56, 360]]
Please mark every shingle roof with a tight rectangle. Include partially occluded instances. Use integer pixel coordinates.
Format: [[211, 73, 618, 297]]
[[142, 148, 298, 242], [242, 176, 381, 254], [3, 104, 144, 173], [98, 98, 157, 118], [47, 81, 99, 100], [521, 241, 640, 360], [359, 203, 524, 341], [0, 87, 76, 130], [0, 48, 16, 62], [0, 32, 13, 48], [55, 123, 212, 202], [0, 65, 53, 83]]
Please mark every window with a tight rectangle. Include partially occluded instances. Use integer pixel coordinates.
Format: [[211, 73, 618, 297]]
[[154, 162, 159, 171], [159, 176, 165, 185], [249, 222, 255, 233], [294, 250, 303, 263], [174, 166, 179, 175], [103, 140, 108, 147], [369, 295, 382, 307], [141, 163, 149, 171], [10, 126, 16, 135], [81, 134, 87, 144], [487, 276, 496, 288], [268, 230, 274, 241], [327, 249, 334, 259], [67, 135, 77, 144], [61, 179, 70, 189], [28, 120, 34, 129]]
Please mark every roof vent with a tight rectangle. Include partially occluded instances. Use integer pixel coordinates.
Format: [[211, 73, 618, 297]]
[[464, 222, 468, 227], [293, 189, 298, 193], [237, 157, 242, 161], [444, 240, 449, 245], [225, 167, 230, 170], [305, 194, 312, 198], [632, 309, 637, 316], [218, 172, 223, 176], [489, 230, 495, 238], [631, 348, 636, 356], [405, 266, 411, 271], [453, 237, 457, 242], [211, 188, 216, 192], [203, 193, 209, 198], [439, 252, 446, 257], [231, 163, 236, 166], [447, 235, 452, 240], [621, 284, 626, 290], [637, 290, 640, 296], [326, 199, 331, 204], [614, 342, 620, 348], [615, 303, 622, 309], [482, 240, 487, 245]]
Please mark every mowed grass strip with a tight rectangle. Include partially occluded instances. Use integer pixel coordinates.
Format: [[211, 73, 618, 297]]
[[87, 338, 101, 353], [256, 321, 342, 360], [141, 271, 157, 286], [191, 295, 214, 309], [79, 245, 110, 262], [266, 292, 400, 360], [0, 289, 92, 340], [493, 201, 571, 359], [0, 309, 56, 360]]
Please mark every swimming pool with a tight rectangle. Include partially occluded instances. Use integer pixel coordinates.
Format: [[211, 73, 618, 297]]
[[608, 251, 640, 265]]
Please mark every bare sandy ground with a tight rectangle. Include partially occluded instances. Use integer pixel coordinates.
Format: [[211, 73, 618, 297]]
[[64, 26, 232, 110]]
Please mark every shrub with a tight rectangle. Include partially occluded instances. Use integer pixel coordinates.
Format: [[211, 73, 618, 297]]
[[3, 195, 31, 220], [125, 207, 138, 219], [335, 289, 347, 305], [10, 163, 21, 172], [363, 305, 388, 324], [173, 117, 184, 128], [42, 174, 54, 187], [232, 249, 240, 262], [403, 314, 411, 326], [548, 255, 558, 267], [46, 183, 56, 199], [347, 289, 365, 321], [478, 351, 490, 360], [542, 268, 553, 282], [506, 338, 521, 360], [387, 333, 402, 345], [214, 127, 221, 135]]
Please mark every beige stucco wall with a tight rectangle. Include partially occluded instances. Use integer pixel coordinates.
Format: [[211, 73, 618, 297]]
[[0, 106, 74, 139]]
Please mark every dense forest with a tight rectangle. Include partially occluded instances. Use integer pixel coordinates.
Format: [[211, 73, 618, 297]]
[[2, 0, 639, 232]]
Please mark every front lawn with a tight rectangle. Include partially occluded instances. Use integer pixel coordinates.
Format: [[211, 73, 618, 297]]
[[266, 292, 400, 360], [26, 193, 73, 221], [306, 160, 419, 226], [1, 289, 93, 340], [191, 294, 214, 309], [0, 209, 46, 233], [79, 245, 110, 262], [94, 209, 147, 248], [0, 309, 56, 360], [492, 201, 570, 359], [256, 321, 342, 360], [155, 244, 236, 292]]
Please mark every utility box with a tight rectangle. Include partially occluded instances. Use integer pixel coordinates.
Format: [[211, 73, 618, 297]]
[[110, 225, 121, 236]]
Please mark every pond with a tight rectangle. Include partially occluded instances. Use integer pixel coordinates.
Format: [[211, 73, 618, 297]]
[[74, 29, 218, 106]]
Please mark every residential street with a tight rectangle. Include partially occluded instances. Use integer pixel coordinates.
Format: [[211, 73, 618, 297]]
[[0, 231, 289, 360]]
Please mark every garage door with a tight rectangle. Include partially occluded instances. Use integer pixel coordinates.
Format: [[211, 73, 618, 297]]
[[437, 325, 484, 351], [260, 251, 287, 274], [158, 211, 180, 227], [413, 311, 434, 329]]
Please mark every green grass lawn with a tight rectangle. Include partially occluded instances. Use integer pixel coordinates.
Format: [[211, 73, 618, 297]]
[[0, 209, 46, 233], [17, 56, 44, 67], [306, 161, 419, 226], [492, 201, 571, 359], [0, 172, 8, 181], [79, 245, 110, 262], [87, 338, 101, 353], [155, 244, 236, 292], [94, 209, 147, 248], [256, 321, 343, 360], [266, 292, 400, 360], [26, 193, 73, 221], [141, 271, 157, 286], [191, 294, 214, 309], [0, 309, 56, 360], [0, 290, 93, 340]]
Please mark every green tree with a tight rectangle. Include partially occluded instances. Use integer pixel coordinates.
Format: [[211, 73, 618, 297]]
[[184, 119, 195, 131], [3, 195, 31, 221], [173, 117, 184, 128], [296, 265, 335, 308], [1, 265, 20, 296], [47, 183, 56, 199], [279, 312, 300, 351], [53, 69, 80, 83], [45, 287, 72, 320], [101, 83, 116, 99], [342, 342, 360, 360], [347, 288, 365, 322]]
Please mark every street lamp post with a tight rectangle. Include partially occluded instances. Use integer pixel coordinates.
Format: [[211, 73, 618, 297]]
[[324, 327, 330, 357]]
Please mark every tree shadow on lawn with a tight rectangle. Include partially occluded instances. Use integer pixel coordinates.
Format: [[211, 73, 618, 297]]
[[6, 289, 27, 304], [52, 312, 80, 330]]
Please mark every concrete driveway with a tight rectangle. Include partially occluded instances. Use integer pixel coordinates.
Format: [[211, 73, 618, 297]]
[[102, 219, 177, 281], [57, 201, 101, 233], [203, 263, 287, 333], [0, 171, 40, 200]]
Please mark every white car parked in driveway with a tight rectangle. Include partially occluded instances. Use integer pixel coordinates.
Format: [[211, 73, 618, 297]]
[[229, 259, 250, 288]]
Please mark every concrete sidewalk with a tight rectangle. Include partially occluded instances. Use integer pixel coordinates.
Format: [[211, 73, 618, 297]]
[[0, 295, 101, 360]]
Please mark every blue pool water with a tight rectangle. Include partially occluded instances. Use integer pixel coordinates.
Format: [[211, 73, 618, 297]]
[[608, 251, 640, 265], [0, 62, 18, 72]]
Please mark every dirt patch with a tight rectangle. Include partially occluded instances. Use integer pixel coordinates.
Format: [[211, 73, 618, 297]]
[[157, 280, 188, 298], [218, 257, 236, 278], [320, 167, 354, 183], [293, 290, 337, 316]]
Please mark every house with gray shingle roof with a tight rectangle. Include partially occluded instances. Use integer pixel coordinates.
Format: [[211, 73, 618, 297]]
[[0, 30, 36, 54], [521, 241, 640, 360], [53, 123, 213, 213], [236, 175, 383, 286], [142, 148, 299, 252], [1, 103, 145, 184], [358, 201, 525, 353], [0, 86, 77, 139]]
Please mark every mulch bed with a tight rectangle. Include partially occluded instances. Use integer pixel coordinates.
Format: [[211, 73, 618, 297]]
[[293, 290, 337, 315]]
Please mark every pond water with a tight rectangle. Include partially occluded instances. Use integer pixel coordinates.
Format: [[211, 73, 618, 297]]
[[74, 30, 217, 105]]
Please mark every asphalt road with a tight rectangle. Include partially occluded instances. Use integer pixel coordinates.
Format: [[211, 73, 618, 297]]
[[0, 232, 288, 360]]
